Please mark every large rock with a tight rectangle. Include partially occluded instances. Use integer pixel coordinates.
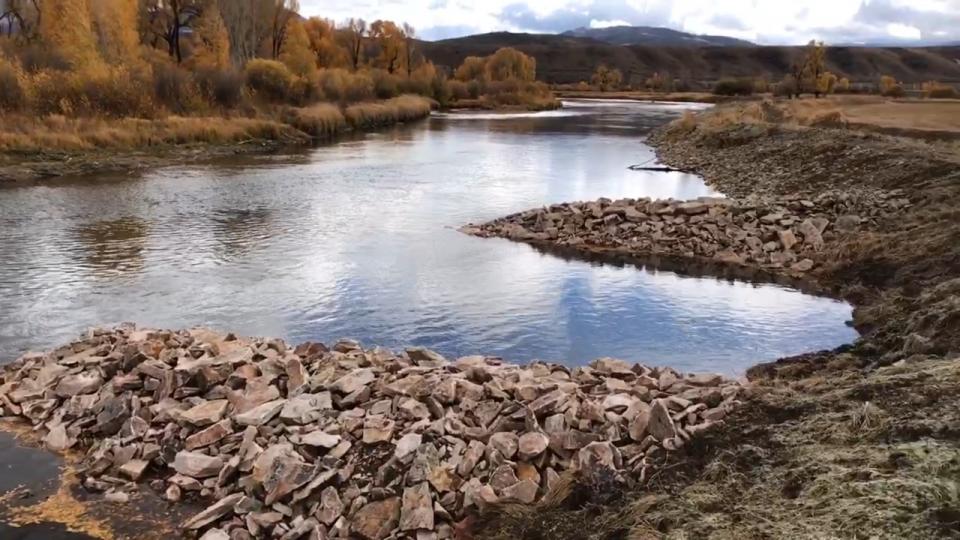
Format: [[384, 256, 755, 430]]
[[182, 492, 244, 530], [400, 482, 434, 531], [178, 399, 229, 427], [234, 399, 286, 426], [173, 451, 225, 478], [518, 432, 549, 460], [54, 372, 103, 398], [352, 497, 401, 540]]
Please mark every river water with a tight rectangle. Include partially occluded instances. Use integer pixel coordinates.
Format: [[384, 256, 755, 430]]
[[0, 99, 857, 376]]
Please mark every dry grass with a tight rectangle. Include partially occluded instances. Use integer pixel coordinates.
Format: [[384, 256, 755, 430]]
[[344, 95, 433, 129], [282, 102, 346, 138], [0, 115, 308, 152]]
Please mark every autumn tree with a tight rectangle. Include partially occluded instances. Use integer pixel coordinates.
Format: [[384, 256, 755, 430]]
[[836, 77, 851, 93], [816, 71, 837, 95], [402, 22, 418, 77], [41, 0, 101, 68], [189, 1, 230, 69], [337, 17, 365, 70], [91, 0, 141, 66], [789, 40, 826, 97], [280, 18, 315, 77], [485, 47, 535, 82], [591, 65, 622, 91], [268, 0, 298, 59], [218, 0, 273, 66], [1, 0, 41, 43], [303, 17, 345, 68], [369, 19, 405, 73], [143, 0, 201, 63], [454, 55, 486, 82]]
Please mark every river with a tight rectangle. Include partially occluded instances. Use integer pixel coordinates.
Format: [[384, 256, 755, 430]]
[[0, 100, 857, 376]]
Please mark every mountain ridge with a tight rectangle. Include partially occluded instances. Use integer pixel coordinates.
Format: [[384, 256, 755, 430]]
[[561, 25, 755, 47]]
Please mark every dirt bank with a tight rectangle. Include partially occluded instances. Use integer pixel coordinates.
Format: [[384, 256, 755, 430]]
[[470, 106, 960, 539]]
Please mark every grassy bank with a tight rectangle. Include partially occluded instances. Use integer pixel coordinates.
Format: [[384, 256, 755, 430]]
[[470, 102, 960, 539], [0, 96, 433, 182]]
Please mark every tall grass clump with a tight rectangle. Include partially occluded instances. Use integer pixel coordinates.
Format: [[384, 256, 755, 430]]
[[344, 95, 431, 129], [282, 103, 346, 138], [0, 57, 27, 112]]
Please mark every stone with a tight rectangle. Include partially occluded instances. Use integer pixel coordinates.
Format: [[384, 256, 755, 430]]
[[234, 399, 286, 426], [406, 347, 447, 366], [262, 457, 316, 505], [400, 482, 434, 532], [457, 440, 486, 476], [119, 459, 149, 481], [488, 432, 519, 459], [280, 393, 332, 425], [835, 215, 860, 231], [331, 369, 376, 394], [43, 424, 76, 451], [489, 464, 519, 491], [394, 433, 423, 460], [578, 441, 620, 471], [647, 400, 678, 441], [500, 479, 538, 504], [677, 201, 708, 215], [352, 497, 401, 540], [173, 451, 225, 478], [362, 415, 395, 444], [178, 400, 229, 427], [199, 529, 229, 540], [317, 486, 343, 525], [182, 492, 245, 530], [301, 430, 341, 449], [185, 420, 233, 450], [518, 432, 549, 460], [54, 372, 103, 398], [778, 229, 798, 251]]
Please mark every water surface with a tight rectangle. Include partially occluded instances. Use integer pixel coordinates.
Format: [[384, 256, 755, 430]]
[[0, 100, 857, 374]]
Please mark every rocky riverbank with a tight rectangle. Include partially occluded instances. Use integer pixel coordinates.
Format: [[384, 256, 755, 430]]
[[466, 105, 960, 539], [462, 190, 909, 277], [0, 325, 741, 539]]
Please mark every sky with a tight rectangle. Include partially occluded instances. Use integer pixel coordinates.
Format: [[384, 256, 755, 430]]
[[299, 0, 960, 44]]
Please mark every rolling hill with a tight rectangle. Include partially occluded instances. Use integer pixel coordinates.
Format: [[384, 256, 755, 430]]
[[562, 26, 755, 47], [420, 32, 960, 85]]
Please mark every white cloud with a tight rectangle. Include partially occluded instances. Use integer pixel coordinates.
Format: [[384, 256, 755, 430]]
[[589, 19, 631, 28], [298, 0, 960, 44], [886, 22, 922, 40]]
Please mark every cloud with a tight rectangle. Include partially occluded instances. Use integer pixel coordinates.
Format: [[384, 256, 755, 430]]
[[298, 0, 960, 44]]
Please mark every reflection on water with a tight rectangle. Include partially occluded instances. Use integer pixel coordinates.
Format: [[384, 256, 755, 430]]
[[0, 100, 858, 374]]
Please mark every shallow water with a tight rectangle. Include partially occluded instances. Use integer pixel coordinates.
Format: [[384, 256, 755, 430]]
[[0, 99, 857, 375]]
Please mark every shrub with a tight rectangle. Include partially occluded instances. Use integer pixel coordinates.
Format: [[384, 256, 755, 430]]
[[371, 69, 399, 99], [79, 66, 154, 117], [153, 62, 204, 114], [0, 58, 26, 112], [194, 68, 244, 109], [447, 80, 470, 100], [315, 68, 373, 104], [713, 78, 755, 96], [17, 44, 71, 73], [927, 86, 958, 99], [244, 59, 293, 103], [466, 80, 481, 99]]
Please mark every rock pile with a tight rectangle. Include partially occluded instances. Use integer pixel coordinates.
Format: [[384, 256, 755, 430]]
[[0, 326, 742, 539], [462, 191, 909, 274]]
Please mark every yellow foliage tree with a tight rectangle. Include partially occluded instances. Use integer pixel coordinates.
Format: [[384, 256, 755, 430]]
[[454, 56, 487, 82], [189, 3, 231, 70], [591, 65, 622, 91], [280, 18, 316, 77], [817, 71, 837, 95], [304, 17, 347, 68], [485, 47, 535, 82], [369, 19, 405, 74], [91, 0, 141, 66], [41, 0, 102, 69], [837, 77, 851, 93]]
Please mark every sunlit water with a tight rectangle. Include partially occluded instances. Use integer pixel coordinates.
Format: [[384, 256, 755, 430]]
[[0, 100, 857, 375]]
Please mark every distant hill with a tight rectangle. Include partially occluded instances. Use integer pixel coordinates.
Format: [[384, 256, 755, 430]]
[[421, 32, 960, 85], [562, 26, 755, 47]]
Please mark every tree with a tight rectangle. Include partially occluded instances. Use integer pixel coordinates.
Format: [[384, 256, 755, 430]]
[[189, 1, 230, 69], [592, 65, 622, 91], [303, 16, 346, 68], [816, 71, 837, 95], [369, 19, 405, 74], [454, 55, 486, 82], [337, 17, 366, 70], [280, 18, 314, 77], [485, 47, 535, 82], [92, 0, 141, 66], [268, 0, 298, 59], [837, 77, 851, 93], [41, 0, 102, 68], [142, 0, 201, 63], [402, 22, 418, 77], [789, 40, 826, 98], [217, 0, 272, 66], [1, 0, 41, 43]]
